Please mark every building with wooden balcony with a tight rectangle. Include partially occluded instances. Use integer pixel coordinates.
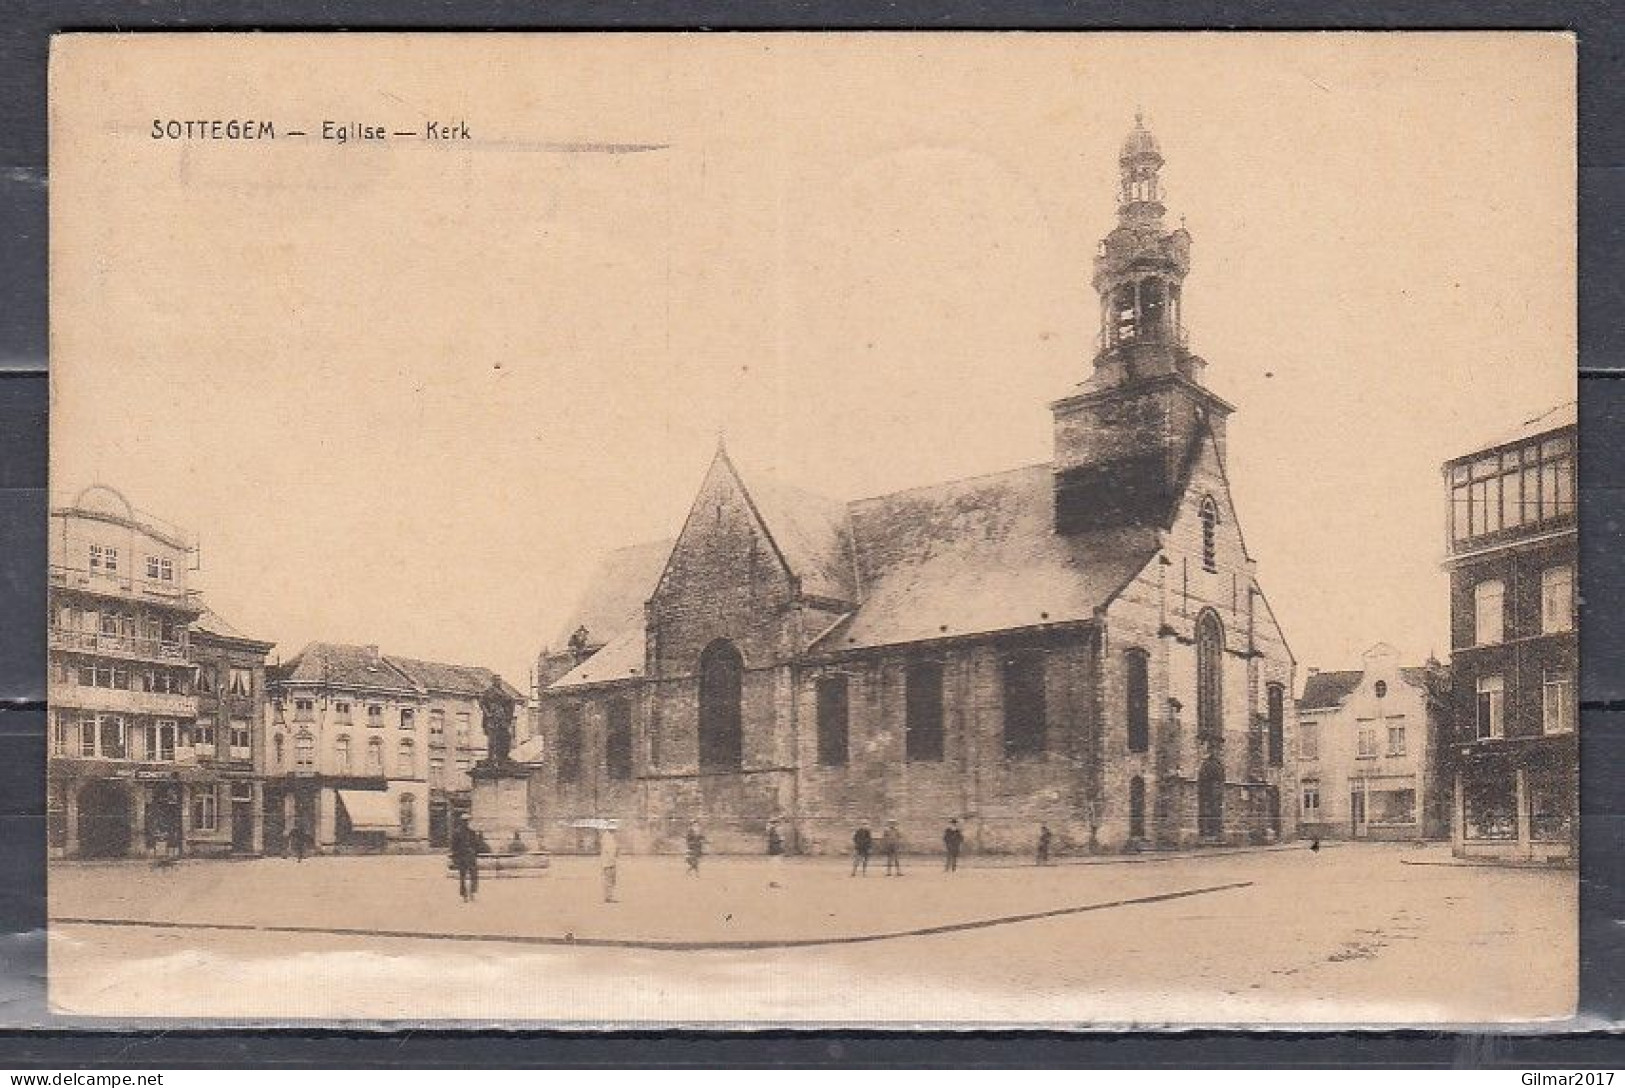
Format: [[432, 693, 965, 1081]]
[[1442, 402, 1577, 862], [48, 485, 205, 858]]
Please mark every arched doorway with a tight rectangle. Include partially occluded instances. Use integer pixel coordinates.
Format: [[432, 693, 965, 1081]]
[[1198, 758, 1224, 842], [77, 780, 132, 858], [1129, 775, 1147, 840], [698, 639, 744, 771]]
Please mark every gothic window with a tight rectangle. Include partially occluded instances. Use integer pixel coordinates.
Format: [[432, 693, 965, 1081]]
[[558, 704, 583, 784], [1125, 648, 1150, 753], [1196, 610, 1224, 743], [1266, 682, 1285, 767], [1001, 650, 1047, 757], [698, 640, 744, 771], [905, 660, 945, 762], [816, 675, 849, 767], [605, 698, 633, 780], [1199, 497, 1219, 573]]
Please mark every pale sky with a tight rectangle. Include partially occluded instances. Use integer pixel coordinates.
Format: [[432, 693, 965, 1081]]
[[50, 33, 1576, 691]]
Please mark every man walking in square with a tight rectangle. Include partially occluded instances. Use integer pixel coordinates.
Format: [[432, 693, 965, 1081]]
[[881, 819, 904, 877], [851, 821, 873, 877], [450, 813, 480, 902], [599, 825, 619, 904], [943, 818, 964, 873]]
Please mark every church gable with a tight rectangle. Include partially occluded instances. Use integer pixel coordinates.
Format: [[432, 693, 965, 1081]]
[[647, 449, 803, 672]]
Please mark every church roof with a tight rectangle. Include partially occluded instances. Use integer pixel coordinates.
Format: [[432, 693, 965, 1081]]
[[547, 458, 1164, 685], [550, 538, 673, 651], [812, 464, 1158, 653], [732, 462, 858, 604]]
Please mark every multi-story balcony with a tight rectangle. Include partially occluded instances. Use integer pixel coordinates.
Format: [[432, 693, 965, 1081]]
[[50, 684, 196, 718], [49, 564, 204, 612], [48, 626, 191, 665]]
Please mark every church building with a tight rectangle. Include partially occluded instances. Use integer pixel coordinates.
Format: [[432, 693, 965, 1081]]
[[532, 118, 1298, 855]]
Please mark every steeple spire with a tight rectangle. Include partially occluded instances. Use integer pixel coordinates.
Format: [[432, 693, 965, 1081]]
[[1091, 114, 1195, 387]]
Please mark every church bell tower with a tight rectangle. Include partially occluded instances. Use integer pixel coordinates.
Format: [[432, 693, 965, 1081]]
[[1052, 115, 1234, 534]]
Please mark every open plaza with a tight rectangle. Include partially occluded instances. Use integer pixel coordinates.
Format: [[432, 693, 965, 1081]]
[[49, 842, 1573, 1026]]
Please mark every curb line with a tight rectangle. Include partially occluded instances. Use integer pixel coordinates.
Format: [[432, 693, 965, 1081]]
[[54, 879, 1255, 953]]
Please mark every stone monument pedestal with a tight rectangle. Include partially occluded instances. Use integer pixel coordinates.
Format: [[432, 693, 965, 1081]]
[[469, 763, 542, 854]]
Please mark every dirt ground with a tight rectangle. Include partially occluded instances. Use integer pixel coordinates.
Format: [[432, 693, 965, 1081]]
[[48, 842, 1576, 1027]]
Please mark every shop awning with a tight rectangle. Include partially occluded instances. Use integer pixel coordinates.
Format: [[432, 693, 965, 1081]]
[[337, 790, 396, 832]]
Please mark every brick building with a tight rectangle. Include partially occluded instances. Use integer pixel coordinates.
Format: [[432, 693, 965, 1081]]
[[189, 608, 276, 855], [533, 117, 1298, 856], [1296, 644, 1450, 842], [264, 642, 522, 853], [1443, 402, 1576, 862]]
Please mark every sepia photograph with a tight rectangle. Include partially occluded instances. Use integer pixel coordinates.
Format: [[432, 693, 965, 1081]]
[[45, 31, 1576, 1027]]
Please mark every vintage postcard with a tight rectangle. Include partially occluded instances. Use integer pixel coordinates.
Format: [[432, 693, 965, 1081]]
[[46, 32, 1577, 1026]]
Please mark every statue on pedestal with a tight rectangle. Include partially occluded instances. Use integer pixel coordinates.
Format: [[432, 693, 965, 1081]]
[[478, 676, 517, 770]]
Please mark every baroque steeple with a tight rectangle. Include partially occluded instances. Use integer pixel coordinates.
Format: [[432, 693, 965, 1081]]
[[1050, 116, 1233, 535], [1091, 113, 1199, 388]]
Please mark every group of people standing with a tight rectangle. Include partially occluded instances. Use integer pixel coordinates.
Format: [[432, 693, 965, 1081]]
[[448, 814, 1063, 904], [850, 819, 1057, 874]]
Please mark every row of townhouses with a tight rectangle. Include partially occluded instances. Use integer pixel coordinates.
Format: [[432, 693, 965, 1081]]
[[46, 484, 520, 859]]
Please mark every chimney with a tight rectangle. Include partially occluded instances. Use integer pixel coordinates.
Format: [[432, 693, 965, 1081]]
[[365, 644, 381, 668]]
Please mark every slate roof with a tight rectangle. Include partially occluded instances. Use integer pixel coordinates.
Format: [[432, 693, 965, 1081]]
[[1299, 666, 1434, 711], [735, 464, 858, 604], [813, 464, 1159, 653], [551, 539, 673, 651], [388, 655, 525, 701], [277, 641, 521, 699], [547, 456, 1165, 687], [191, 605, 276, 651]]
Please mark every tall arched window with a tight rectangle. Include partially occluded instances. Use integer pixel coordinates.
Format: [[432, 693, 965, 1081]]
[[698, 639, 744, 771], [1199, 497, 1219, 572], [1196, 610, 1224, 743], [1266, 683, 1285, 767], [1125, 648, 1150, 753]]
